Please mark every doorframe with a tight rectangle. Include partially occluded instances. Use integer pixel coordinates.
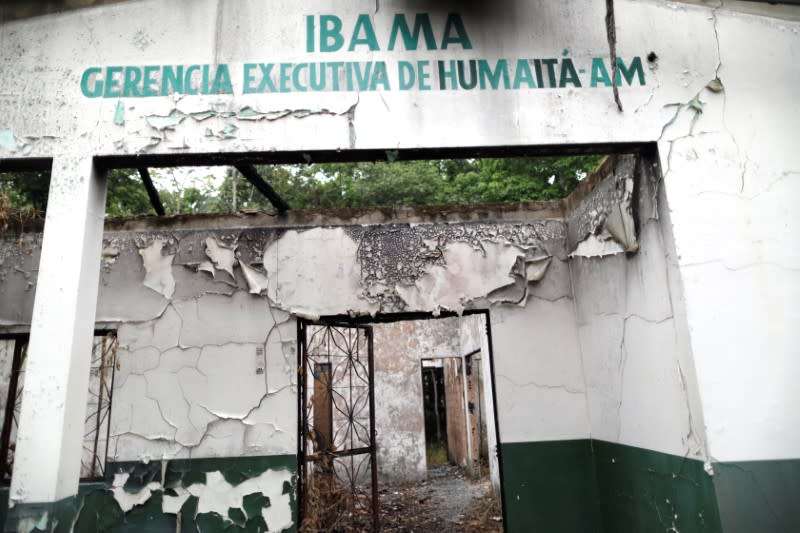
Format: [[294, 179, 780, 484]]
[[295, 309, 509, 531]]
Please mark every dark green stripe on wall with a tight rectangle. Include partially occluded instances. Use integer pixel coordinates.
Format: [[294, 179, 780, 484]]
[[1, 454, 297, 533], [500, 439, 724, 532], [592, 440, 722, 532], [713, 459, 800, 533], [500, 440, 602, 532]]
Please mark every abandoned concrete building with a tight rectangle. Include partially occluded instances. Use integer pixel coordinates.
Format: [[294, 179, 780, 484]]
[[0, 1, 798, 532]]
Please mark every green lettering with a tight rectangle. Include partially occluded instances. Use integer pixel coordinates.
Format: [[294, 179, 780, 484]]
[[457, 60, 477, 90], [616, 57, 645, 86], [143, 65, 159, 96], [441, 13, 472, 50], [590, 58, 611, 87], [512, 59, 536, 89], [80, 67, 103, 98], [257, 64, 277, 92], [541, 59, 558, 88], [417, 60, 431, 91], [201, 65, 210, 94], [345, 62, 353, 91], [533, 60, 544, 89], [103, 66, 123, 98], [122, 67, 142, 97], [184, 65, 200, 94], [558, 58, 581, 88], [349, 14, 379, 51], [437, 60, 458, 90], [162, 65, 183, 95], [398, 61, 415, 90], [478, 59, 510, 90], [369, 61, 390, 91], [320, 15, 344, 52], [306, 15, 315, 52], [329, 62, 343, 91], [388, 14, 436, 51], [242, 64, 258, 94], [280, 63, 292, 92], [210, 64, 233, 94], [309, 63, 326, 91], [293, 63, 308, 92]]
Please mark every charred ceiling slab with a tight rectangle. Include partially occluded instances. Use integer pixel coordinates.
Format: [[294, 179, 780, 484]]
[[566, 154, 639, 257]]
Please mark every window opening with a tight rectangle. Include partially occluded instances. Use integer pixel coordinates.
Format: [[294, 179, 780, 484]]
[[0, 331, 118, 483]]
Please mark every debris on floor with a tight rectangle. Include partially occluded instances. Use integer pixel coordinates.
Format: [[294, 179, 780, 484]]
[[379, 464, 503, 532]]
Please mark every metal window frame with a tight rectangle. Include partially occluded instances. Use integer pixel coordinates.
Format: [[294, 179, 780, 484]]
[[0, 329, 118, 485]]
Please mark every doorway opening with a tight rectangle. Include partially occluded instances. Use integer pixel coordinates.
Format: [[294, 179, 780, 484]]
[[297, 311, 503, 532]]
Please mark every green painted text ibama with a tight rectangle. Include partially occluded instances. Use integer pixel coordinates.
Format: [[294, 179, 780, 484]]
[[79, 13, 646, 98]]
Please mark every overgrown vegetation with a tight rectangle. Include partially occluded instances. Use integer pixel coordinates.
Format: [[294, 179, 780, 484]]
[[1, 155, 603, 219], [426, 441, 449, 466]]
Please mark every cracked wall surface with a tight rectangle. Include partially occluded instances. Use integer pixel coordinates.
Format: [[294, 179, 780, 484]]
[[571, 156, 707, 461], [0, 196, 588, 529]]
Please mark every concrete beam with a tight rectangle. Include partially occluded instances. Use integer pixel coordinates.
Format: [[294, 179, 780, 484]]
[[234, 164, 289, 212], [137, 167, 165, 216], [10, 155, 107, 504]]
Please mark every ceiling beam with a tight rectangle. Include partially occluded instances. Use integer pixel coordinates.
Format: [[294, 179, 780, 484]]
[[137, 167, 165, 216], [233, 164, 289, 212]]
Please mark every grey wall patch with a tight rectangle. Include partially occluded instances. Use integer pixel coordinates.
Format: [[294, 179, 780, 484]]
[[139, 238, 176, 299], [240, 261, 269, 294], [204, 236, 237, 279]]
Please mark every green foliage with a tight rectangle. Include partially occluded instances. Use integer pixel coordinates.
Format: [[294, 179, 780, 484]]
[[105, 169, 155, 216], [0, 170, 50, 211], [216, 155, 602, 211], [1, 156, 603, 221]]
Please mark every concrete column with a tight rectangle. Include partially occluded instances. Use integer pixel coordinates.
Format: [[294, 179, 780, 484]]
[[9, 155, 107, 504]]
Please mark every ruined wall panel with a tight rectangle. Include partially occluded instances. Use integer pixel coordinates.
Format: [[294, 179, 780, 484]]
[[373, 318, 460, 483], [373, 321, 427, 483], [571, 157, 704, 460], [0, 235, 41, 327]]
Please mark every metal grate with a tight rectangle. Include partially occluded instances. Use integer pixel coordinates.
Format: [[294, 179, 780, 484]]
[[299, 322, 379, 531], [0, 332, 118, 483]]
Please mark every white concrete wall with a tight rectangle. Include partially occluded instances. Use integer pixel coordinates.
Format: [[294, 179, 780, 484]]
[[491, 252, 590, 444], [571, 158, 708, 461], [654, 7, 800, 464], [111, 291, 297, 461]]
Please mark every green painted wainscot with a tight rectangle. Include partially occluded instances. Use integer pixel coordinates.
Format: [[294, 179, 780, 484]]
[[1, 455, 297, 533], [499, 439, 797, 532]]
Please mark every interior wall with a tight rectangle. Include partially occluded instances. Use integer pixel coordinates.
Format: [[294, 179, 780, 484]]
[[0, 200, 584, 530], [371, 317, 460, 483], [570, 156, 719, 531], [458, 313, 500, 494]]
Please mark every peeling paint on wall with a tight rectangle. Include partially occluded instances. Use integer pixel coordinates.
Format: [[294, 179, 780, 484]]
[[568, 156, 639, 257], [138, 237, 176, 299]]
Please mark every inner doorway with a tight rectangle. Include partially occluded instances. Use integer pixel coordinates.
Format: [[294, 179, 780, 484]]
[[298, 312, 504, 532]]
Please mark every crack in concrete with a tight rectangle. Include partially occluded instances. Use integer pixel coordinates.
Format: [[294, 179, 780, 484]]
[[496, 374, 584, 395]]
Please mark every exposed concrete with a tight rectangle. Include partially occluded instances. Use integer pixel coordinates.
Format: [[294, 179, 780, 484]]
[[372, 318, 462, 483]]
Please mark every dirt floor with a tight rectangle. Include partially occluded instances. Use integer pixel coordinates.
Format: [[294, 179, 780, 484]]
[[379, 464, 503, 532]]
